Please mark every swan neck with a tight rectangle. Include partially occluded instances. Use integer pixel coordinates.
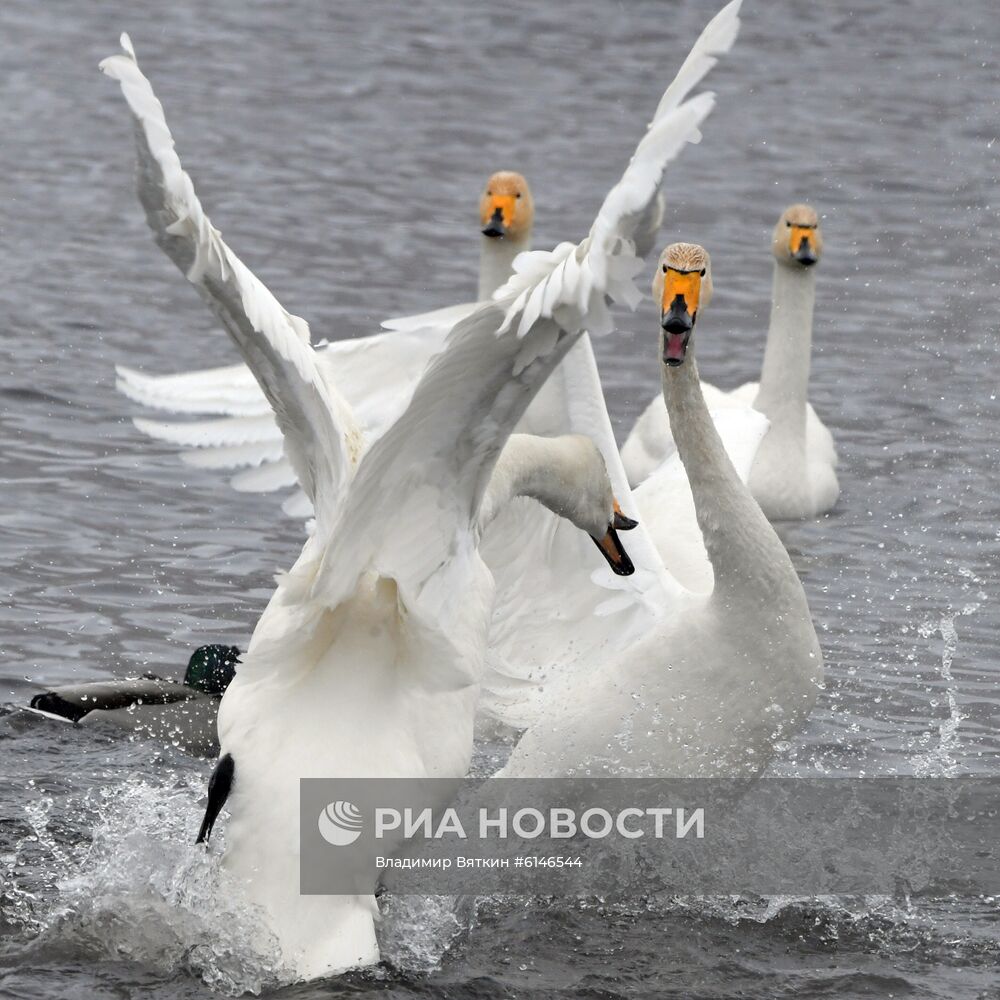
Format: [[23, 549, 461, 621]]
[[754, 262, 816, 437], [478, 231, 531, 301], [478, 434, 597, 535], [661, 353, 795, 601]]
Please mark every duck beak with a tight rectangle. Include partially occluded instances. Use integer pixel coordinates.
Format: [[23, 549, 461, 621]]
[[591, 522, 636, 576], [481, 195, 516, 238], [789, 226, 818, 266], [661, 268, 701, 366]]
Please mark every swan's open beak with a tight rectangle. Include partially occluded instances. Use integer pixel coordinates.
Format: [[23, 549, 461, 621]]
[[592, 502, 638, 576], [482, 195, 516, 238], [661, 268, 701, 366], [592, 525, 636, 576], [789, 225, 818, 266]]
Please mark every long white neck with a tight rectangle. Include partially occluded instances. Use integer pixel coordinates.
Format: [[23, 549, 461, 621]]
[[661, 353, 799, 606], [478, 433, 604, 535], [478, 230, 531, 301], [753, 262, 816, 445]]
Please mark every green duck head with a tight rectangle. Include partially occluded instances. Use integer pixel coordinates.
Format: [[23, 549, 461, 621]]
[[183, 645, 241, 696]]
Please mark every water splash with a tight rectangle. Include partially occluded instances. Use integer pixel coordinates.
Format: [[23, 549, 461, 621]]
[[910, 569, 983, 777], [7, 774, 288, 995]]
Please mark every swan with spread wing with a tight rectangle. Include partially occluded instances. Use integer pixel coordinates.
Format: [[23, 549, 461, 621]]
[[101, 1, 736, 976], [112, 170, 540, 518]]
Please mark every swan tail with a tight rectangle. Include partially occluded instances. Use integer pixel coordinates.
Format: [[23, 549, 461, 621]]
[[196, 753, 235, 845]]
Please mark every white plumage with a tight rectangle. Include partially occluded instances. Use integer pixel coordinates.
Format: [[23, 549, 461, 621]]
[[101, 2, 738, 977], [501, 243, 822, 779], [622, 203, 840, 519]]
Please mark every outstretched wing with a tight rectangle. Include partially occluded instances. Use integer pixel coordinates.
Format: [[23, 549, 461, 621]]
[[116, 321, 452, 519], [310, 5, 737, 615], [471, 0, 743, 724], [101, 36, 361, 528], [492, 0, 742, 342]]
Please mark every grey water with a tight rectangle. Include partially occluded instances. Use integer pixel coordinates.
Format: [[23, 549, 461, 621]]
[[1, 0, 999, 996]]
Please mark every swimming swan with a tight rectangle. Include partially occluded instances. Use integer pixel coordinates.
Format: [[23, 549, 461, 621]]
[[101, 8, 726, 974], [501, 243, 823, 777], [621, 204, 839, 519]]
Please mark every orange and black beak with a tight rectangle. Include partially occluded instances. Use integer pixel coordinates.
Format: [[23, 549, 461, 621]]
[[661, 268, 702, 366], [789, 225, 818, 266], [591, 506, 638, 576], [481, 194, 516, 238]]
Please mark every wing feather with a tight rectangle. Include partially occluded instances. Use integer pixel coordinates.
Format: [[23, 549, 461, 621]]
[[310, 1, 742, 610], [102, 36, 361, 527]]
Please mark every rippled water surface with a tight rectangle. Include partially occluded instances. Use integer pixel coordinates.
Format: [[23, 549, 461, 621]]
[[2, 0, 999, 996]]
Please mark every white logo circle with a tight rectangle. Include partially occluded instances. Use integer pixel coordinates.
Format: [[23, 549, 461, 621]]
[[317, 800, 363, 846]]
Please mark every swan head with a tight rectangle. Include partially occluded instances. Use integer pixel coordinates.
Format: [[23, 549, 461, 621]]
[[480, 171, 534, 242], [490, 433, 637, 576], [555, 436, 638, 577], [773, 203, 822, 268], [653, 243, 712, 367]]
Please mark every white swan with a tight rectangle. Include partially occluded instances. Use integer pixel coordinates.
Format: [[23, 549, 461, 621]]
[[621, 204, 839, 519], [502, 242, 823, 778], [112, 170, 537, 517], [101, 4, 731, 974], [116, 178, 666, 516]]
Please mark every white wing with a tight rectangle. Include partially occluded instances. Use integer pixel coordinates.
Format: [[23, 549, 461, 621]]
[[310, 4, 738, 619], [116, 362, 268, 416], [102, 35, 364, 527], [727, 382, 839, 470], [117, 315, 455, 517], [623, 376, 838, 490], [380, 301, 480, 333], [478, 0, 743, 724]]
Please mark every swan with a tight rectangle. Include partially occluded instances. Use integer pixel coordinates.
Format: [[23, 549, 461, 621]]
[[502, 242, 823, 778], [101, 3, 730, 973], [115, 179, 664, 516], [112, 170, 537, 517], [621, 204, 839, 519]]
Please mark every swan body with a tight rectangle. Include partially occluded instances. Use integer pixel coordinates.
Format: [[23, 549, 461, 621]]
[[621, 204, 839, 519], [101, 7, 732, 973], [503, 243, 822, 778]]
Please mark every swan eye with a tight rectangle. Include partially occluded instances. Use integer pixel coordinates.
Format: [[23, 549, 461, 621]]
[[516, 192, 521, 199], [487, 190, 492, 196], [700, 268, 706, 277], [662, 264, 668, 273], [786, 220, 792, 227]]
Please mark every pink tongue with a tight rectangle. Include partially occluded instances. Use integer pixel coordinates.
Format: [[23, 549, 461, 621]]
[[665, 333, 687, 360]]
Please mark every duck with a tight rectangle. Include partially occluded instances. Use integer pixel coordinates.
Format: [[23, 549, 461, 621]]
[[502, 243, 823, 778], [27, 645, 239, 756], [621, 204, 839, 519], [100, 1, 734, 973]]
